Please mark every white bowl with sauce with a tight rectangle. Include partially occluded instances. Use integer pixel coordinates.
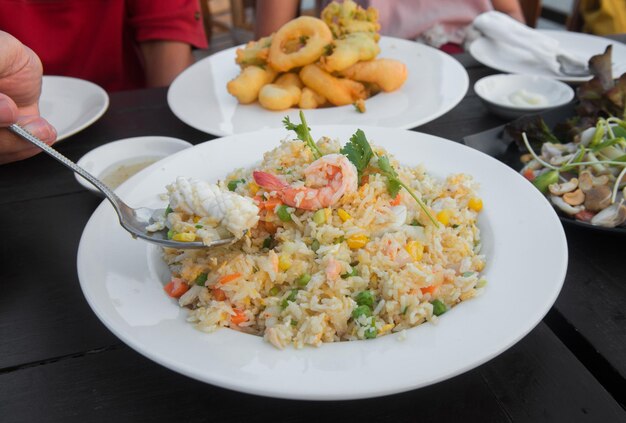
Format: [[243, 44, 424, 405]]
[[75, 136, 193, 195], [474, 74, 575, 120]]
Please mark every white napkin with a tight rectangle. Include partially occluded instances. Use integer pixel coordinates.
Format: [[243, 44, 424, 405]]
[[473, 11, 587, 75]]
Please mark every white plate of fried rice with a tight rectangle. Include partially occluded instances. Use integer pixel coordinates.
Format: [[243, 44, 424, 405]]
[[77, 125, 567, 400]]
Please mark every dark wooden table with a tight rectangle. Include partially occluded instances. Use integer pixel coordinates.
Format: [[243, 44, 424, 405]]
[[1, 52, 625, 422]]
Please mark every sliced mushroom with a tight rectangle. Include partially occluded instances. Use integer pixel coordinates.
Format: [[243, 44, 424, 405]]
[[551, 195, 584, 215], [583, 184, 612, 212], [579, 170, 610, 192], [541, 143, 565, 160], [549, 178, 578, 195], [590, 203, 626, 227], [549, 153, 575, 166], [563, 189, 585, 206]]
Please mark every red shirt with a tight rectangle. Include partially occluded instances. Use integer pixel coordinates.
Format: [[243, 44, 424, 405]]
[[0, 0, 208, 91]]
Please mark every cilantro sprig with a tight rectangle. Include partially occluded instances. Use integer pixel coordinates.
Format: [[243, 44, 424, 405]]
[[340, 129, 373, 182], [341, 129, 439, 227], [283, 111, 322, 159], [377, 155, 438, 227]]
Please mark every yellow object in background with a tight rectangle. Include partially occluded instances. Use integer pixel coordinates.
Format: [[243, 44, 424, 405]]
[[580, 0, 626, 35]]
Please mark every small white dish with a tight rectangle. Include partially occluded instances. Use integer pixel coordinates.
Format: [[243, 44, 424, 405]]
[[474, 74, 574, 120], [40, 76, 109, 141], [75, 136, 193, 195]]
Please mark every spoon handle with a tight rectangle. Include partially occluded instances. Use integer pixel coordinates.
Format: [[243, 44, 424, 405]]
[[9, 123, 123, 204]]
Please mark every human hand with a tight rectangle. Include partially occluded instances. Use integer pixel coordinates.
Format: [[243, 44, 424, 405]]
[[0, 31, 56, 164]]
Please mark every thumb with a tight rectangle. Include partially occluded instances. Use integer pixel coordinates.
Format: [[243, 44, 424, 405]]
[[0, 93, 18, 127]]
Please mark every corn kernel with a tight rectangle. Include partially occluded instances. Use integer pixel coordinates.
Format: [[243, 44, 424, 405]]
[[192, 215, 201, 223], [347, 234, 369, 249], [337, 208, 352, 222], [324, 208, 332, 222], [436, 210, 451, 226], [249, 182, 260, 195], [379, 323, 394, 334], [278, 255, 292, 271], [172, 232, 196, 242], [468, 197, 483, 212], [405, 241, 424, 261]]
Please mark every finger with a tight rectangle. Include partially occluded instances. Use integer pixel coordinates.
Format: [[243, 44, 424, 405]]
[[15, 114, 57, 144], [0, 93, 18, 126], [0, 114, 57, 164]]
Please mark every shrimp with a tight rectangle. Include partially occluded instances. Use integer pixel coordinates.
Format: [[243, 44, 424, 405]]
[[253, 154, 358, 210]]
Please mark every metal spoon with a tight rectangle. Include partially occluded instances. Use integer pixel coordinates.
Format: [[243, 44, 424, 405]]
[[556, 54, 590, 77], [9, 124, 233, 249]]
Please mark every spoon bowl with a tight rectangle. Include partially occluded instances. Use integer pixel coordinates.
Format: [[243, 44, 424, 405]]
[[9, 124, 232, 249]]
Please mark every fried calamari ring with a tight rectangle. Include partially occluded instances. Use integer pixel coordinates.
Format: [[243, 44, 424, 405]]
[[258, 73, 303, 111], [227, 66, 277, 104], [235, 36, 272, 68], [299, 87, 327, 109], [340, 59, 408, 92], [268, 16, 333, 72], [321, 0, 380, 39], [320, 32, 380, 72], [299, 64, 367, 106]]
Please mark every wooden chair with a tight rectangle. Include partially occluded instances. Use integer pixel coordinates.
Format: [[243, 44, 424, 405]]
[[519, 0, 542, 28]]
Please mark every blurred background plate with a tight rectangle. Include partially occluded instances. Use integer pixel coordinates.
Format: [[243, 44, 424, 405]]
[[40, 76, 109, 141], [469, 30, 626, 83], [167, 37, 469, 136], [463, 104, 626, 235]]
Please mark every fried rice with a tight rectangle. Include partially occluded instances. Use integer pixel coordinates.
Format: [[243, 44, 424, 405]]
[[160, 135, 486, 349]]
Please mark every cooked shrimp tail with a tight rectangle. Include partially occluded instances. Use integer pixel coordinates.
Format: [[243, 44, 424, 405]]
[[253, 171, 289, 192]]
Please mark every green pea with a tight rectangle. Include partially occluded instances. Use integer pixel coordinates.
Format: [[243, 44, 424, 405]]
[[431, 299, 447, 316], [311, 239, 320, 252], [281, 289, 298, 309], [194, 272, 209, 286], [269, 286, 280, 296], [296, 273, 311, 287], [364, 327, 377, 339], [355, 291, 374, 308], [341, 268, 358, 279], [276, 205, 292, 222], [312, 209, 326, 225], [167, 229, 175, 239], [352, 305, 372, 320], [227, 179, 245, 192]]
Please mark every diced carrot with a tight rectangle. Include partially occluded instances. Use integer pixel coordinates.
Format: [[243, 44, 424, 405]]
[[361, 175, 369, 184], [219, 273, 242, 285], [262, 197, 282, 211], [213, 287, 227, 301], [574, 210, 596, 222], [522, 168, 535, 181], [231, 309, 247, 325], [420, 285, 437, 295], [164, 278, 189, 298], [261, 220, 278, 234], [390, 193, 402, 206]]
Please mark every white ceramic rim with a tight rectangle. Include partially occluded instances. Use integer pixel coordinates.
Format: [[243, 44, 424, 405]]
[[77, 126, 568, 400], [469, 29, 626, 83], [74, 136, 193, 194], [473, 74, 575, 111], [40, 75, 109, 141], [167, 37, 469, 136]]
